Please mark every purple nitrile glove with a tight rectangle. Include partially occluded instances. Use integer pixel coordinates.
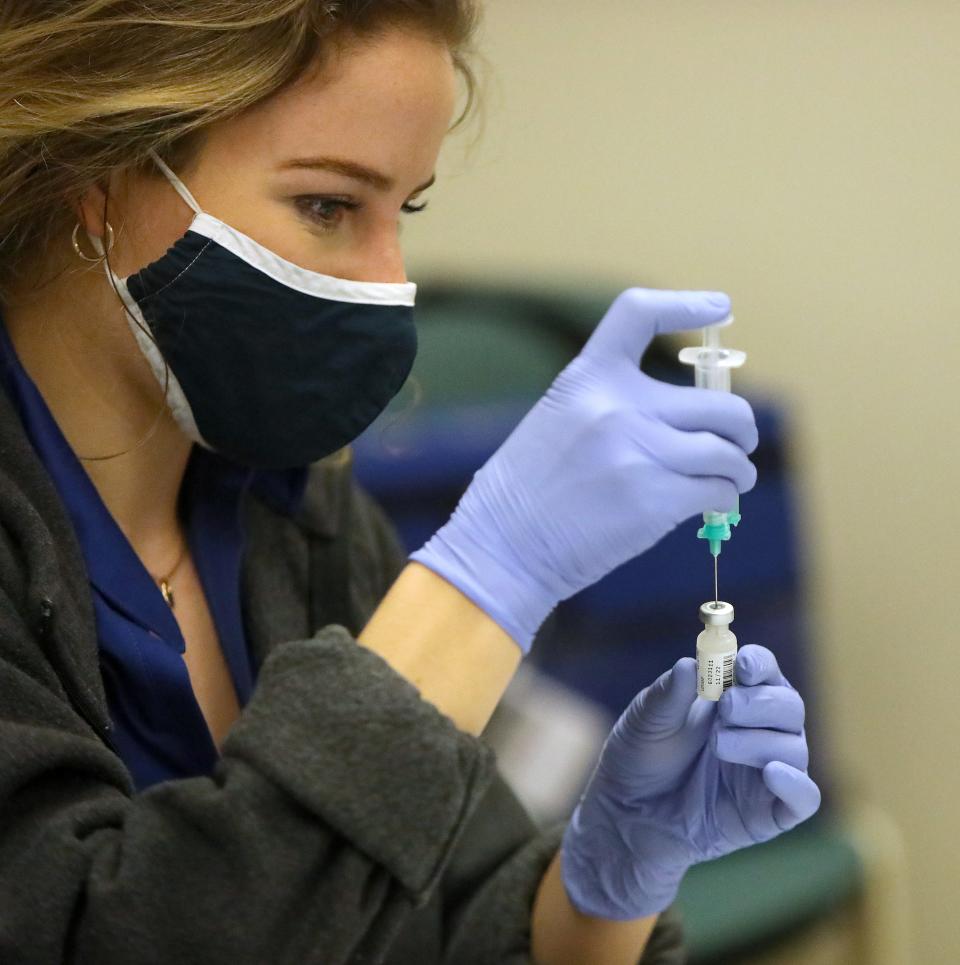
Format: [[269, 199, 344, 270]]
[[560, 645, 822, 921], [411, 288, 758, 653]]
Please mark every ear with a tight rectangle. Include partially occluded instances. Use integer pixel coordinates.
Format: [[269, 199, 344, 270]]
[[73, 180, 112, 241]]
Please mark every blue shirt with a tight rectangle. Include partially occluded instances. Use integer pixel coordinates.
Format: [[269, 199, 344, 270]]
[[0, 318, 308, 791]]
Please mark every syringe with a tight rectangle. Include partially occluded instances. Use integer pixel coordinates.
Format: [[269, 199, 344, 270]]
[[678, 316, 747, 604]]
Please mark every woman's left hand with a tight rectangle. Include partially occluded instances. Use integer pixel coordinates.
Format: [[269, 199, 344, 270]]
[[560, 645, 821, 921]]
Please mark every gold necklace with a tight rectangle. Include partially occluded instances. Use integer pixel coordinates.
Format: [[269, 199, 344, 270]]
[[150, 540, 188, 609]]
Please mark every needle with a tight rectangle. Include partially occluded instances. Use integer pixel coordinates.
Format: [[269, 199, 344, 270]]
[[714, 555, 719, 607]]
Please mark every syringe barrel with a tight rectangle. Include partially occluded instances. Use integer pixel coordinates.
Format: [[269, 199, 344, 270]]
[[694, 363, 732, 392], [678, 320, 748, 528]]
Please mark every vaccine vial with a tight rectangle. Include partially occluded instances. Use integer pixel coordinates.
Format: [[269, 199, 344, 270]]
[[697, 601, 737, 701]]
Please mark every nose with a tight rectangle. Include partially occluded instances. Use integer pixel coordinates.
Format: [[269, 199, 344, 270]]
[[369, 231, 407, 284], [332, 223, 408, 285]]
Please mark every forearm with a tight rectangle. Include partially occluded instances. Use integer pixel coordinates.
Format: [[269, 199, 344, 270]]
[[358, 562, 521, 735], [531, 851, 658, 965]]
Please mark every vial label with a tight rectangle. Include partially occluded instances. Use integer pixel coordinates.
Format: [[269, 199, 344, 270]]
[[698, 650, 736, 701]]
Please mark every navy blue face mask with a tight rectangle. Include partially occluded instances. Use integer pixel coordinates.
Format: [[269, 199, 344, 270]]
[[98, 151, 418, 471]]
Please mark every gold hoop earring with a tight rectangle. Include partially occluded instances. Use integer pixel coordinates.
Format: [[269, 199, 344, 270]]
[[72, 222, 115, 263]]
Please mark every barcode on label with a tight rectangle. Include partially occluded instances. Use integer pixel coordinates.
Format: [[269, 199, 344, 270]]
[[722, 653, 735, 690]]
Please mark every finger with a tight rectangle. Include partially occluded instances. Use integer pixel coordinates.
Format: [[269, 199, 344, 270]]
[[648, 381, 759, 455], [736, 645, 790, 688], [714, 726, 810, 771], [763, 761, 822, 831], [625, 656, 699, 732], [649, 472, 742, 526], [584, 288, 732, 364], [629, 417, 758, 494], [719, 685, 806, 733]]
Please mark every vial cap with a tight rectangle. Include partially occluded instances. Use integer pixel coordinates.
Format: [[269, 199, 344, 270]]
[[699, 601, 735, 626]]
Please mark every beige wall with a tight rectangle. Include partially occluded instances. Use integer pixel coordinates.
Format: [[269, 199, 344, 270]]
[[404, 2, 960, 961]]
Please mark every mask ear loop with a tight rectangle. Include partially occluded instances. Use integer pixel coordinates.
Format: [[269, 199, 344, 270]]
[[77, 150, 190, 462], [148, 150, 203, 215]]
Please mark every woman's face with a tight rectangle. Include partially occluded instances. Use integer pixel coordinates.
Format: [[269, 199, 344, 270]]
[[98, 27, 458, 284]]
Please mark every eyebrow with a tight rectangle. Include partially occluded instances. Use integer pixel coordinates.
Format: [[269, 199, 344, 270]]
[[279, 156, 436, 195]]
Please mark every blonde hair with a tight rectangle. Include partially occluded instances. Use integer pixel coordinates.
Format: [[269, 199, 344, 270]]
[[0, 0, 479, 299]]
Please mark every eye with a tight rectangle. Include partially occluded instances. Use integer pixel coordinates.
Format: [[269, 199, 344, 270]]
[[294, 196, 361, 231], [293, 194, 430, 233]]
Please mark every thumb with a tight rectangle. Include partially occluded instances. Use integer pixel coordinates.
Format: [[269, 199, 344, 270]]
[[583, 288, 732, 364], [622, 656, 699, 736]]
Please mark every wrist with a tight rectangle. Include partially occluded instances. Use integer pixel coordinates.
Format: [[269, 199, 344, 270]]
[[410, 514, 557, 655]]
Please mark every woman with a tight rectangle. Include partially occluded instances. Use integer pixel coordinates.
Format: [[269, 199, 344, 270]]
[[0, 2, 820, 963]]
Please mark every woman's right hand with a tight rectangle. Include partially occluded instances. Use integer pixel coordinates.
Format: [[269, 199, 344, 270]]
[[411, 288, 758, 654]]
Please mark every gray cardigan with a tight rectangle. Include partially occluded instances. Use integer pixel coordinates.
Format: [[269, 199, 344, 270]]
[[0, 382, 685, 963]]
